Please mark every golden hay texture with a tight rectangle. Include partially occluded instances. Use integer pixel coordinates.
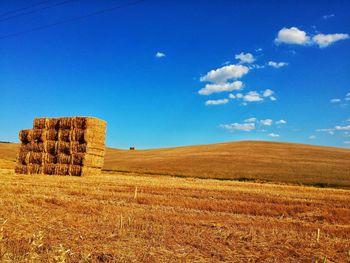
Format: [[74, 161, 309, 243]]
[[0, 167, 349, 262], [15, 117, 106, 176]]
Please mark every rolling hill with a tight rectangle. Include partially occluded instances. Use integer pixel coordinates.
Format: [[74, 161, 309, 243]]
[[1, 141, 349, 187]]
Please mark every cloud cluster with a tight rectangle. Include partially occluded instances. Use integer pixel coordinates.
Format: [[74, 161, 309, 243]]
[[275, 27, 349, 48], [316, 120, 350, 138], [228, 89, 276, 103], [220, 118, 286, 138]]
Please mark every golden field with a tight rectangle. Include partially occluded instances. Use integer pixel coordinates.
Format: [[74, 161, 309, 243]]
[[0, 141, 349, 262]]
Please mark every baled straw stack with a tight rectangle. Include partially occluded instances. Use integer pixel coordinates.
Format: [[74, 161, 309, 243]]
[[16, 116, 106, 176]]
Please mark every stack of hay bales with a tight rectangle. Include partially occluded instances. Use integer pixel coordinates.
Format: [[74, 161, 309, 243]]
[[15, 117, 106, 176]]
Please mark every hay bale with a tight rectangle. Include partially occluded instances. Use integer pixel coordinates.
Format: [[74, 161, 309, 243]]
[[28, 164, 42, 174], [70, 129, 106, 144], [16, 150, 29, 165], [42, 129, 58, 141], [33, 118, 46, 129], [57, 153, 71, 164], [59, 117, 73, 129], [55, 164, 69, 175], [43, 164, 55, 175], [28, 152, 43, 164], [15, 164, 28, 174], [69, 165, 101, 176], [19, 129, 32, 143], [57, 141, 71, 155], [71, 153, 104, 168], [58, 129, 72, 142], [73, 117, 107, 130], [42, 153, 57, 164], [44, 141, 57, 154], [46, 118, 60, 129]]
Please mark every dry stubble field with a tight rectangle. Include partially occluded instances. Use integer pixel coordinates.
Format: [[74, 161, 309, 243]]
[[0, 167, 350, 262]]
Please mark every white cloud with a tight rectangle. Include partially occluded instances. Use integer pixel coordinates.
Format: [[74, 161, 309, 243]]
[[236, 93, 243, 98], [346, 93, 350, 97], [205, 99, 229, 106], [322, 14, 335, 20], [268, 61, 288, 68], [275, 27, 310, 45], [198, 81, 243, 95], [270, 96, 277, 101], [235, 52, 255, 64], [276, 120, 287, 125], [309, 135, 316, 139], [344, 141, 350, 144], [200, 64, 249, 83], [255, 48, 263, 52], [275, 27, 349, 48], [243, 91, 263, 102], [335, 125, 350, 131], [312, 33, 349, 48], [220, 123, 255, 132], [263, 89, 274, 97], [155, 52, 165, 58], [330, 98, 341, 103], [260, 119, 273, 126], [268, 133, 280, 137], [244, 117, 257, 123]]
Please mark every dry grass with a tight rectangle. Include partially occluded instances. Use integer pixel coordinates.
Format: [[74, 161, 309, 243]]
[[0, 168, 349, 262]]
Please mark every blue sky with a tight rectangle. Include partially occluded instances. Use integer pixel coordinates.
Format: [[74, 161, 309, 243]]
[[0, 0, 349, 149]]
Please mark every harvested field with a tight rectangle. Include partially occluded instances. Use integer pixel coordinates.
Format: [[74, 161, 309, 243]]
[[2, 141, 350, 187], [0, 168, 349, 262]]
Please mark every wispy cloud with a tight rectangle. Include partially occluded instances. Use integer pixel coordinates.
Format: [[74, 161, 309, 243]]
[[205, 99, 229, 106], [268, 133, 280, 137], [267, 61, 288, 68], [220, 123, 255, 132], [309, 135, 316, 139], [322, 14, 335, 20]]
